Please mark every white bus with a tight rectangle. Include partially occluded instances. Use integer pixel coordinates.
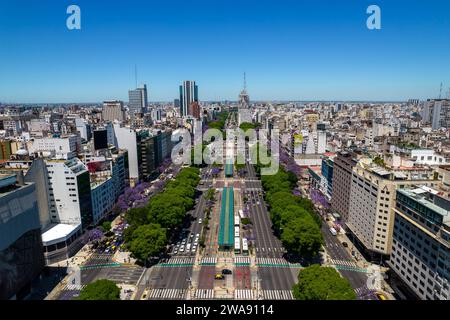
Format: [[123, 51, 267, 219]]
[[234, 216, 240, 227], [238, 209, 244, 219], [234, 226, 240, 238], [234, 237, 241, 254], [242, 238, 249, 255]]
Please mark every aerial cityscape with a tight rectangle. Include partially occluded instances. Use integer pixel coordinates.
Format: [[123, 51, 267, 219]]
[[0, 1, 449, 304]]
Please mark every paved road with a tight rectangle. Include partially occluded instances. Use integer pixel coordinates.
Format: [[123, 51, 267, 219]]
[[244, 162, 297, 291], [135, 165, 212, 298], [321, 224, 377, 300]]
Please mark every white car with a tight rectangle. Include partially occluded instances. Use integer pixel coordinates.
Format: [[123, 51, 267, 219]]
[[186, 243, 191, 251], [191, 246, 197, 253], [179, 245, 185, 252], [198, 218, 202, 224]]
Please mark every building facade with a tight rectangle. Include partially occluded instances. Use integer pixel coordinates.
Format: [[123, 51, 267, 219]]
[[388, 187, 449, 300], [0, 173, 44, 300]]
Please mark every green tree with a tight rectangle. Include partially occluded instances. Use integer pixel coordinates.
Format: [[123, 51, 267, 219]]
[[241, 218, 252, 225], [128, 224, 167, 262], [292, 265, 356, 300], [280, 216, 323, 258], [101, 221, 112, 232], [76, 279, 120, 300]]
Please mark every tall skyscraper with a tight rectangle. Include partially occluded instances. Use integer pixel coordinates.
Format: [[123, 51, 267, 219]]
[[179, 81, 198, 117], [128, 84, 148, 116]]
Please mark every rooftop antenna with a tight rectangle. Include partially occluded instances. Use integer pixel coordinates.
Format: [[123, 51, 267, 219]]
[[243, 72, 247, 91]]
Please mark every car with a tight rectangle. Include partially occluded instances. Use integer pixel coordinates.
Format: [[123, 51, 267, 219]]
[[173, 249, 178, 254], [181, 239, 187, 245], [198, 218, 202, 224], [376, 293, 387, 300], [186, 243, 191, 250], [222, 269, 232, 275], [329, 227, 337, 236], [342, 242, 348, 248], [215, 274, 225, 280], [179, 245, 185, 252], [196, 233, 200, 238], [191, 246, 196, 252]]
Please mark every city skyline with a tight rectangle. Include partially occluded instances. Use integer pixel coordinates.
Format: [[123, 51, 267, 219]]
[[1, 0, 450, 103]]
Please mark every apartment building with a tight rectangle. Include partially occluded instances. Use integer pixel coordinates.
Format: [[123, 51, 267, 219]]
[[346, 159, 437, 259], [388, 187, 449, 300]]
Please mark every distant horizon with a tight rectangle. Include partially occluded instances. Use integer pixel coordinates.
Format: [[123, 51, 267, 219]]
[[0, 99, 426, 106]]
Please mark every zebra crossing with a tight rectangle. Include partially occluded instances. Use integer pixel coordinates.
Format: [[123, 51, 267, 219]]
[[330, 259, 358, 268], [194, 289, 215, 299], [354, 286, 376, 298], [234, 256, 251, 265], [234, 289, 254, 300], [148, 289, 188, 300], [163, 257, 195, 265], [61, 284, 86, 291], [200, 257, 217, 265], [256, 257, 288, 265], [261, 290, 294, 300]]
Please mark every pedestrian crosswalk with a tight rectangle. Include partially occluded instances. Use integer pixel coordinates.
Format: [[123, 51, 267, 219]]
[[194, 289, 215, 299], [162, 257, 195, 265], [261, 290, 294, 300], [256, 257, 288, 265], [234, 256, 251, 265], [148, 289, 188, 300], [200, 257, 217, 265], [354, 286, 376, 298], [234, 289, 254, 300], [330, 259, 358, 268], [61, 284, 86, 291]]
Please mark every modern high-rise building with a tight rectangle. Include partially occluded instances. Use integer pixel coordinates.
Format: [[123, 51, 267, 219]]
[[429, 99, 450, 130], [102, 100, 126, 122], [128, 85, 148, 116], [0, 172, 44, 300], [179, 81, 198, 117], [388, 187, 449, 300]]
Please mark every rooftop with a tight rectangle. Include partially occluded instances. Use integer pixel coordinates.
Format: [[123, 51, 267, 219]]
[[41, 223, 81, 246], [398, 188, 449, 224]]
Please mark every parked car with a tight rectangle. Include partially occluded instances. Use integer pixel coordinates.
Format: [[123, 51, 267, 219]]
[[222, 269, 232, 275]]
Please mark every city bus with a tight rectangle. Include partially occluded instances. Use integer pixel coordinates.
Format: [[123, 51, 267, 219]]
[[242, 238, 249, 255], [234, 216, 240, 227], [234, 237, 241, 254], [238, 209, 244, 219], [234, 226, 240, 238]]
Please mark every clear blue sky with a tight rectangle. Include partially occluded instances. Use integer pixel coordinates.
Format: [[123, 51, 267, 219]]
[[1, 0, 449, 103]]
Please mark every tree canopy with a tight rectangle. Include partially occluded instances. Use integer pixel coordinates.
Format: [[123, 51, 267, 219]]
[[260, 166, 323, 259], [128, 224, 167, 261], [124, 167, 200, 262], [293, 265, 356, 300], [76, 279, 121, 300]]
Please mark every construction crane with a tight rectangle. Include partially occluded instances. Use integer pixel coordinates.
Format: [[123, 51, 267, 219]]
[[439, 82, 443, 99]]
